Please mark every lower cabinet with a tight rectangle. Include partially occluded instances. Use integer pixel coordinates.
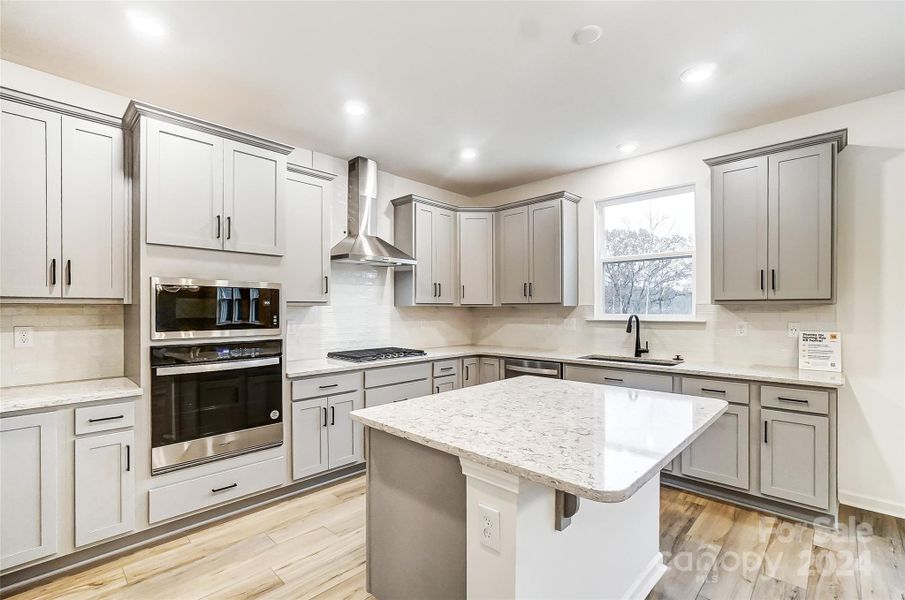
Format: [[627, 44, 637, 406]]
[[0, 412, 58, 570], [760, 408, 829, 510], [433, 376, 458, 393], [74, 430, 135, 547], [292, 391, 363, 480], [479, 358, 501, 384], [680, 405, 750, 490], [364, 379, 432, 407], [563, 365, 673, 393], [462, 357, 479, 387]]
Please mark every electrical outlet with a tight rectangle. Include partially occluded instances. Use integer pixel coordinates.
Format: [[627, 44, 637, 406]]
[[13, 327, 34, 348], [478, 503, 501, 552], [735, 322, 748, 337], [788, 322, 801, 338]]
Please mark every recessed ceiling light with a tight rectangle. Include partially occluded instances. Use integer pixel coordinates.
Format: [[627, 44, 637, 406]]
[[572, 25, 603, 46], [460, 147, 478, 161], [680, 63, 716, 84], [343, 100, 368, 117], [617, 142, 638, 154], [126, 9, 167, 38]]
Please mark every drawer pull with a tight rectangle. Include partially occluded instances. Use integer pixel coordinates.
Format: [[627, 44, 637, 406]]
[[604, 377, 623, 383], [318, 383, 339, 389], [777, 396, 808, 404], [440, 367, 453, 371], [701, 388, 726, 394], [88, 414, 125, 423], [211, 483, 238, 493]]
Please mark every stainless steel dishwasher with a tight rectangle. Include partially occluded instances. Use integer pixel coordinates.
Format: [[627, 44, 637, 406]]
[[503, 358, 562, 379]]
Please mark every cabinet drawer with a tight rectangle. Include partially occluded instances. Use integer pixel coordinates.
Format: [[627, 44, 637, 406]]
[[148, 456, 284, 524], [433, 360, 458, 377], [433, 375, 457, 394], [681, 377, 749, 405], [292, 372, 361, 401], [75, 401, 135, 435], [761, 385, 828, 415], [564, 365, 673, 392], [365, 362, 431, 388], [365, 379, 432, 408]]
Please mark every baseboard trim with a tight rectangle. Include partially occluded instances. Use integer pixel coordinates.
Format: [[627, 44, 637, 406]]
[[622, 552, 666, 600], [838, 490, 905, 519], [0, 464, 365, 596]]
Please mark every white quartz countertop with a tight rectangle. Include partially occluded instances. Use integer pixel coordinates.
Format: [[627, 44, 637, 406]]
[[351, 376, 728, 502], [286, 344, 844, 388], [1, 377, 143, 415]]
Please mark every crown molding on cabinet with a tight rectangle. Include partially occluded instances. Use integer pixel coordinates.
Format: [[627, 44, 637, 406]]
[[703, 129, 847, 167], [286, 162, 337, 181], [0, 87, 124, 128], [123, 100, 294, 155], [390, 190, 581, 212]]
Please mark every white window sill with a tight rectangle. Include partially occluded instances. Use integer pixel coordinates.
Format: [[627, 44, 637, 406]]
[[586, 316, 707, 324]]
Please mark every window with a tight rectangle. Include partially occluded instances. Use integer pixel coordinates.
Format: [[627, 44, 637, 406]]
[[596, 185, 695, 318]]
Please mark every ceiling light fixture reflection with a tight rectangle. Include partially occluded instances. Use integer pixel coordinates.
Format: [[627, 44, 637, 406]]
[[680, 63, 717, 84], [460, 147, 478, 160], [617, 142, 638, 154], [343, 100, 369, 117], [126, 9, 167, 38], [572, 25, 603, 46]]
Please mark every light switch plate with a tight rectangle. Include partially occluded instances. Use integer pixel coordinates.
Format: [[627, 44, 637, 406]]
[[788, 322, 801, 338], [735, 322, 748, 337], [13, 326, 34, 348], [478, 503, 501, 552]]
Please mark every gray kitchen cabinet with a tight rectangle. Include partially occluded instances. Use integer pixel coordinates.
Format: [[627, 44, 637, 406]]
[[223, 139, 285, 256], [393, 199, 456, 305], [458, 212, 494, 305], [680, 404, 750, 490], [327, 391, 364, 469], [1, 96, 127, 300], [462, 357, 480, 387], [0, 412, 58, 570], [365, 379, 432, 407], [284, 166, 333, 303], [479, 358, 501, 384], [74, 430, 135, 547], [499, 205, 530, 304], [563, 365, 673, 392], [527, 199, 562, 303], [433, 375, 458, 394], [292, 398, 329, 480], [706, 131, 844, 303], [767, 143, 833, 300], [760, 408, 830, 510]]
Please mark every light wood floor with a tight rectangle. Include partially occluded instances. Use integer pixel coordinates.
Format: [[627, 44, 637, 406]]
[[8, 476, 904, 600]]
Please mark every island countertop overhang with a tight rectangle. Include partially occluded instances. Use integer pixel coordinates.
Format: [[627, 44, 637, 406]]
[[351, 376, 728, 503]]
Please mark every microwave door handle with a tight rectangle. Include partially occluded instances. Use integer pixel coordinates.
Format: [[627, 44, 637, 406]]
[[154, 357, 280, 376]]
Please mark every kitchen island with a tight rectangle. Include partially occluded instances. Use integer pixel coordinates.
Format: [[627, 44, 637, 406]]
[[351, 376, 728, 600]]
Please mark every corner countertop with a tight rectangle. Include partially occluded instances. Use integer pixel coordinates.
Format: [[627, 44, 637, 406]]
[[0, 377, 143, 415], [351, 376, 728, 502], [286, 344, 844, 388]]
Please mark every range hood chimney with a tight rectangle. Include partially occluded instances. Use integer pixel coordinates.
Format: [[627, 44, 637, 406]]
[[330, 156, 416, 267]]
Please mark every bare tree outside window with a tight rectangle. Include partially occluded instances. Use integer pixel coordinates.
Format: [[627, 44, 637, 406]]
[[598, 187, 695, 317]]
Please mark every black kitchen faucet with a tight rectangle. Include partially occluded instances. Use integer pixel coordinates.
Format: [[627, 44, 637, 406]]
[[626, 314, 649, 358]]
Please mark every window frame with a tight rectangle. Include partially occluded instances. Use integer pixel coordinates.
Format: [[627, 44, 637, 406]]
[[594, 184, 697, 321]]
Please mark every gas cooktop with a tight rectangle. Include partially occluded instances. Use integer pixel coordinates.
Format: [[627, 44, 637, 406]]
[[326, 347, 427, 363]]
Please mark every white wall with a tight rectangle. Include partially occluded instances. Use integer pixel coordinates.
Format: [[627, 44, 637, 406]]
[[470, 90, 905, 517]]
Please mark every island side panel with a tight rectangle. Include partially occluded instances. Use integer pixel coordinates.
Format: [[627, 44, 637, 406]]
[[366, 428, 467, 600]]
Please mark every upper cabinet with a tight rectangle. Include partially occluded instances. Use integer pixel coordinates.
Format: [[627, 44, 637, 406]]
[[393, 198, 456, 306], [707, 130, 844, 303], [284, 164, 334, 303], [127, 101, 292, 257], [458, 212, 494, 305], [0, 92, 127, 301]]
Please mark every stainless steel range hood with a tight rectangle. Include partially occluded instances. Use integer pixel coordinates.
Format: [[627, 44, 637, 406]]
[[330, 157, 416, 267]]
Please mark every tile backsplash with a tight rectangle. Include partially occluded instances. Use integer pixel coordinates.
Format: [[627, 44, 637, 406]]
[[0, 304, 124, 387]]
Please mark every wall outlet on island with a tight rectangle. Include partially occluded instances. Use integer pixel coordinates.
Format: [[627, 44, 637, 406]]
[[788, 322, 801, 338], [478, 503, 501, 552], [735, 322, 748, 337], [13, 326, 34, 348]]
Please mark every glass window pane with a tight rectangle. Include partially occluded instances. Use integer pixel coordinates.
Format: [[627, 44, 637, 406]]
[[603, 191, 694, 257], [603, 257, 693, 315]]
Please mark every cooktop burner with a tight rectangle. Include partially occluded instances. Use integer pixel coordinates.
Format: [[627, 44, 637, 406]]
[[327, 347, 427, 363]]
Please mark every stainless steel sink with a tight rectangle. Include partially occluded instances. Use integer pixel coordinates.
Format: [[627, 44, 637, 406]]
[[578, 354, 684, 367]]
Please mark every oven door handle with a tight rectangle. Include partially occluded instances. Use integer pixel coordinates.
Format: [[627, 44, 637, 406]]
[[154, 357, 280, 376], [504, 364, 560, 376]]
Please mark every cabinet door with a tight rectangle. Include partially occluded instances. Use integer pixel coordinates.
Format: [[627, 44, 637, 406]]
[[1, 412, 57, 569], [761, 409, 829, 510], [146, 119, 224, 251], [767, 143, 833, 300], [223, 140, 285, 256], [434, 378, 456, 393], [458, 213, 494, 305], [292, 399, 329, 480], [528, 199, 562, 303], [711, 157, 768, 301], [479, 358, 500, 384], [284, 173, 329, 302], [61, 117, 125, 299], [327, 391, 363, 469], [0, 100, 62, 298], [433, 207, 456, 304], [462, 358, 480, 388], [74, 430, 135, 547], [680, 405, 749, 489], [498, 206, 529, 303], [414, 204, 435, 303]]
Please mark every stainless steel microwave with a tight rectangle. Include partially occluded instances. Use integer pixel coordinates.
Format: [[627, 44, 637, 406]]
[[151, 277, 281, 340]]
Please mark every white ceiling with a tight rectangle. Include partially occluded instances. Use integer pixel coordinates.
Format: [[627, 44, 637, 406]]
[[2, 1, 903, 195]]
